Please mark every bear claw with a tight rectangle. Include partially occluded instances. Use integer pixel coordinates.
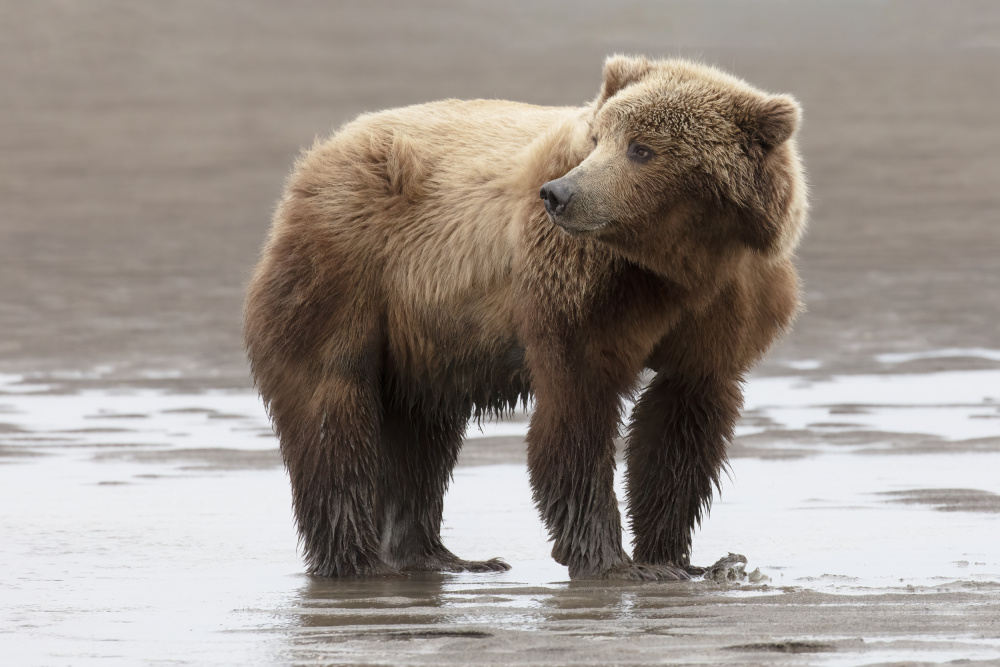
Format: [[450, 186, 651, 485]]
[[454, 557, 512, 573]]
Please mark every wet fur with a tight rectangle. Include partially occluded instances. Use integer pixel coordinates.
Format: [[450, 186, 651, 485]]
[[244, 56, 807, 579]]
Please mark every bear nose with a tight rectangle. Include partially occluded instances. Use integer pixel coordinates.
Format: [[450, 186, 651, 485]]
[[540, 179, 573, 217]]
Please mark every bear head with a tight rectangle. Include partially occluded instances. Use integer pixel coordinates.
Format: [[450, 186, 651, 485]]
[[540, 56, 807, 273]]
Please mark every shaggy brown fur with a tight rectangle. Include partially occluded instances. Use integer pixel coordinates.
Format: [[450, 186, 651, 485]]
[[244, 56, 807, 580]]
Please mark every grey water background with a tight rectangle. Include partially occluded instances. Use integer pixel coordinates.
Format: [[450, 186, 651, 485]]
[[3, 2, 1000, 666]]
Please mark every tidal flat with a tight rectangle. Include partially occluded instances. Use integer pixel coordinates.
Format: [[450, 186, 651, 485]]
[[2, 366, 999, 666], [4, 2, 1000, 664]]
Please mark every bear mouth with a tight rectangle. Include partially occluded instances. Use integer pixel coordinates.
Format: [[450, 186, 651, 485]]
[[551, 217, 607, 236]]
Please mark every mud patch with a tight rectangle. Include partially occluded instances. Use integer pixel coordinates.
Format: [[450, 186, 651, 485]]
[[827, 405, 872, 415], [0, 444, 45, 459], [726, 641, 834, 653], [879, 488, 1000, 513], [94, 447, 281, 471], [85, 412, 150, 420], [733, 428, 1000, 458], [736, 408, 780, 430], [383, 629, 494, 640], [161, 408, 248, 420], [0, 421, 25, 434]]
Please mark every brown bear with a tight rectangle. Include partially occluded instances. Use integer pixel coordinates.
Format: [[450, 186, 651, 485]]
[[244, 56, 806, 580]]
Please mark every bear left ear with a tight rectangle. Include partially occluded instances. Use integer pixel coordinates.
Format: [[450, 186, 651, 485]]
[[745, 94, 801, 150], [594, 55, 653, 111]]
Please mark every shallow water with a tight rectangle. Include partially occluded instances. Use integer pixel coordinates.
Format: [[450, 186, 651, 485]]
[[2, 367, 1000, 665]]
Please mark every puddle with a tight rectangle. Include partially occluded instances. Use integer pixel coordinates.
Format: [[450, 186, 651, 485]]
[[2, 368, 1000, 665]]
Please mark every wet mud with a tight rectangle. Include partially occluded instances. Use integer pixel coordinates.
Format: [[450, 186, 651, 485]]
[[3, 370, 1000, 665], [880, 488, 1000, 513]]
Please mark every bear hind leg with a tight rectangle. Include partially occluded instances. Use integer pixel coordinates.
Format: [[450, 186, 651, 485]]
[[273, 369, 398, 578], [378, 394, 510, 573]]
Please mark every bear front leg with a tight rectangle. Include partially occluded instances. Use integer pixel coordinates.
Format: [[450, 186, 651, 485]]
[[378, 397, 510, 573], [526, 392, 626, 579], [527, 374, 685, 581], [625, 371, 741, 575]]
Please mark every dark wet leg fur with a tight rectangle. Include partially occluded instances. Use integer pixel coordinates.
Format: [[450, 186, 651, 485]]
[[277, 369, 398, 578], [625, 372, 740, 573], [378, 394, 510, 573], [526, 376, 636, 579]]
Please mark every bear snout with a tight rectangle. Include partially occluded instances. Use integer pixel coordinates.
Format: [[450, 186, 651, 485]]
[[540, 178, 604, 235], [540, 179, 574, 219]]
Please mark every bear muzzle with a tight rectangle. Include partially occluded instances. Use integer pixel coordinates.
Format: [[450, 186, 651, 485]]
[[540, 177, 606, 235]]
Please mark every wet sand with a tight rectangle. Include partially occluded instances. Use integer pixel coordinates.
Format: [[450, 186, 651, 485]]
[[3, 370, 1000, 665], [2, 1, 1000, 665]]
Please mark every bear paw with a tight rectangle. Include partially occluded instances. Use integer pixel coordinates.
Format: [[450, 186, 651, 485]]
[[309, 557, 401, 578], [447, 557, 512, 573], [598, 563, 691, 581], [401, 550, 511, 574]]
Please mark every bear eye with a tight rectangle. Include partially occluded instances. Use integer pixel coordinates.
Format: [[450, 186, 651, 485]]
[[627, 142, 654, 163], [590, 135, 598, 147]]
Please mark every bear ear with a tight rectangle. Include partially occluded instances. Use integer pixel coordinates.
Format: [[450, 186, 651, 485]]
[[594, 55, 653, 111], [744, 94, 801, 150]]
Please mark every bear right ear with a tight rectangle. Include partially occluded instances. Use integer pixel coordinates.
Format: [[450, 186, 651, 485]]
[[593, 55, 653, 111]]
